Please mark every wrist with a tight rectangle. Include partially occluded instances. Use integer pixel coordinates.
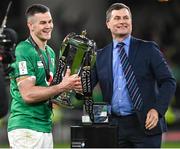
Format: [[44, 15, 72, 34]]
[[56, 83, 68, 94]]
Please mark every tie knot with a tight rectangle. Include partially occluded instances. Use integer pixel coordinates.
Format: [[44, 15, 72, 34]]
[[117, 42, 125, 49]]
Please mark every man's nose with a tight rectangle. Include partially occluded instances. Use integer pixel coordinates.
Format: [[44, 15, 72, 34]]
[[46, 23, 53, 28]]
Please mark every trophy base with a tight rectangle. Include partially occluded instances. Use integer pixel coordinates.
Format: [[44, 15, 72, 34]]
[[51, 97, 74, 109], [82, 102, 109, 124], [82, 115, 92, 123]]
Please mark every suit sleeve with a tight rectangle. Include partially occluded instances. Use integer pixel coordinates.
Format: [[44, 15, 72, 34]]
[[91, 61, 99, 89], [150, 42, 176, 116]]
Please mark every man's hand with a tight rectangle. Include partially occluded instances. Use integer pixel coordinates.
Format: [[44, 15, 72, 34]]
[[145, 108, 159, 130], [59, 68, 82, 93]]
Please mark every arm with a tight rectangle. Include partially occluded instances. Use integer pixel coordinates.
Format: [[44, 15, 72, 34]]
[[17, 69, 82, 104], [150, 42, 176, 116], [145, 42, 176, 130]]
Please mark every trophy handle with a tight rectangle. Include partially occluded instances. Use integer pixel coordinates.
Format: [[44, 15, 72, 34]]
[[49, 31, 96, 121]]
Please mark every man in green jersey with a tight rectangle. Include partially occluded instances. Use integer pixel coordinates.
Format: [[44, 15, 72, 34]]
[[7, 4, 82, 148]]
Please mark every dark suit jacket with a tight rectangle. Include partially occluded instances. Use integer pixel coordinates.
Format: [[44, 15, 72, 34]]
[[91, 36, 176, 135]]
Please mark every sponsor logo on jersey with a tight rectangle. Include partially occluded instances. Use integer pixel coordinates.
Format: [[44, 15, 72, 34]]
[[51, 58, 54, 66], [37, 61, 44, 68], [19, 61, 28, 75]]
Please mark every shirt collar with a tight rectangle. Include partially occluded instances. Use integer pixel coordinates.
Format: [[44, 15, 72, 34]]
[[113, 35, 131, 49]]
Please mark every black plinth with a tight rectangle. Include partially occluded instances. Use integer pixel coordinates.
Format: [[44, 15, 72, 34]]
[[71, 124, 118, 148]]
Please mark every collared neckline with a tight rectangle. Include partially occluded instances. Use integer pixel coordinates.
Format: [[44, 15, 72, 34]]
[[113, 35, 131, 49]]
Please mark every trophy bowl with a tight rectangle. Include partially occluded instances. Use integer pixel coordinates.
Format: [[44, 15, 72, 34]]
[[50, 30, 96, 109]]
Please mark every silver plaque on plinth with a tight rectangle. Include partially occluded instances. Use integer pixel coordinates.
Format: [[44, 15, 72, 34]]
[[82, 102, 109, 124]]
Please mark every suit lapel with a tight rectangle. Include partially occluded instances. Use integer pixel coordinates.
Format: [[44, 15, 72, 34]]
[[103, 43, 113, 98], [129, 37, 139, 64]]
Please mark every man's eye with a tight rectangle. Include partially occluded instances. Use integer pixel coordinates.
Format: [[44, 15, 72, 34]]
[[123, 16, 129, 20], [40, 21, 46, 24], [114, 17, 120, 20]]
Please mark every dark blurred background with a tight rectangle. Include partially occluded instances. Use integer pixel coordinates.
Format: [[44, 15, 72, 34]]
[[0, 0, 180, 147]]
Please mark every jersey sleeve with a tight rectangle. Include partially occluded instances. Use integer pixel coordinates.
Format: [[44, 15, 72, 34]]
[[12, 42, 37, 79]]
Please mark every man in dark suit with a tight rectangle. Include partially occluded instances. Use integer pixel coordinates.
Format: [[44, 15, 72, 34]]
[[91, 3, 176, 148]]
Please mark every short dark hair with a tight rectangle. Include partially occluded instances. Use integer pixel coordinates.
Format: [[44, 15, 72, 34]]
[[106, 3, 131, 21], [25, 4, 50, 20]]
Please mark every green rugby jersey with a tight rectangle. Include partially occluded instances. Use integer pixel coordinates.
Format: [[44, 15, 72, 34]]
[[8, 39, 56, 133]]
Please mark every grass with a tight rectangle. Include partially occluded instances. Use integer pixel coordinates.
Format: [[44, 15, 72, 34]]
[[162, 141, 180, 148], [1, 142, 180, 148], [54, 142, 180, 148]]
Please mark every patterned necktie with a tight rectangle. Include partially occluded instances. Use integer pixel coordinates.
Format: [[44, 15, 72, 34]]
[[118, 42, 143, 110]]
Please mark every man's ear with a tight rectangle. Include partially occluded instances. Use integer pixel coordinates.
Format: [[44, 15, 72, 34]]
[[27, 21, 33, 32], [106, 21, 110, 29]]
